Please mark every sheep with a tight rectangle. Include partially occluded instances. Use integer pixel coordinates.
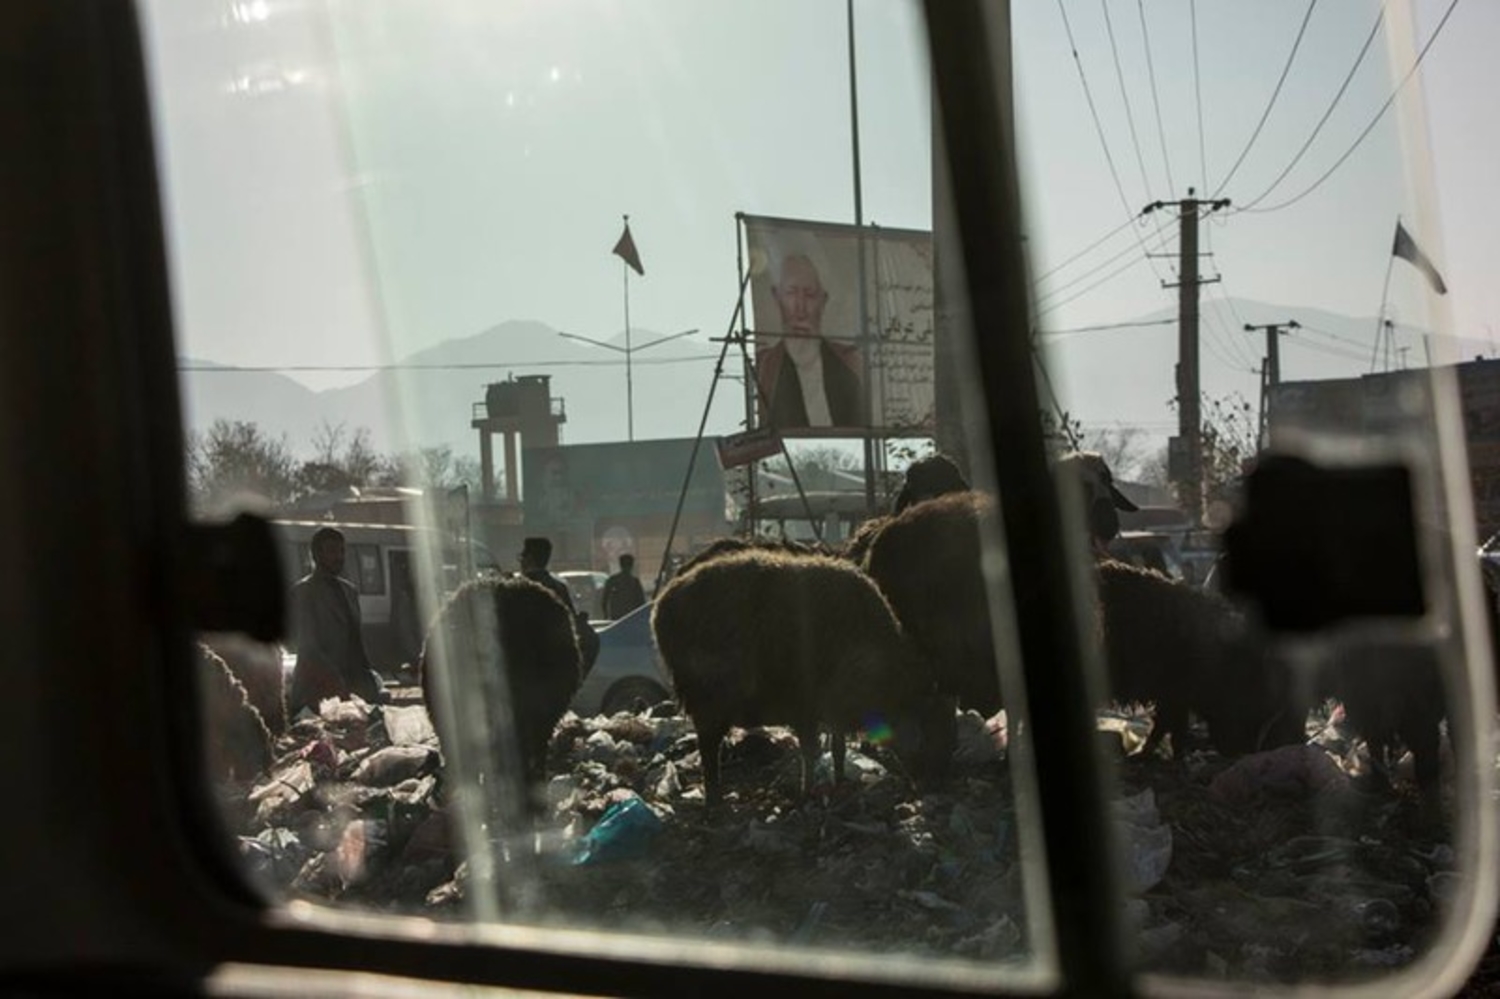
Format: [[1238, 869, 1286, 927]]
[[1064, 451, 1306, 758], [1309, 567, 1499, 796], [677, 535, 826, 575], [417, 575, 583, 808], [204, 634, 287, 736], [1317, 642, 1445, 793], [891, 453, 970, 514], [841, 515, 890, 565], [1056, 449, 1140, 551], [198, 642, 275, 783], [861, 452, 1308, 765], [865, 452, 1303, 761], [650, 547, 950, 805], [1094, 557, 1307, 758], [840, 454, 967, 565], [863, 490, 1004, 717]]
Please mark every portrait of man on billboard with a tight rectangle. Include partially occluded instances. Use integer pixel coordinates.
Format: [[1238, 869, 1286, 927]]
[[754, 233, 864, 431]]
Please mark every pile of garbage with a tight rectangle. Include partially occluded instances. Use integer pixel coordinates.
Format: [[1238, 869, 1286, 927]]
[[225, 690, 1476, 986]]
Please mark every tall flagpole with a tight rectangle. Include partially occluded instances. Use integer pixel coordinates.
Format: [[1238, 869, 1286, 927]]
[[623, 213, 634, 442], [1371, 251, 1396, 374], [848, 0, 877, 515], [846, 3, 863, 223]]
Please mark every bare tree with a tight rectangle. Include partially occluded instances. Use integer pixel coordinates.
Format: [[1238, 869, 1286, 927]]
[[388, 444, 482, 491], [1079, 425, 1162, 484], [187, 419, 298, 516], [1200, 393, 1258, 509]]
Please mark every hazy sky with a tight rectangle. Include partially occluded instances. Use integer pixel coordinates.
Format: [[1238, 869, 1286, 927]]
[[141, 0, 1498, 441]]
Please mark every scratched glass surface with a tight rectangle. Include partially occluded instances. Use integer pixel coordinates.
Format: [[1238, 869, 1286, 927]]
[[144, 0, 1494, 992]]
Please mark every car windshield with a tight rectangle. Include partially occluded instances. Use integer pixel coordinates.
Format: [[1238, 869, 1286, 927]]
[[146, 0, 1498, 993]]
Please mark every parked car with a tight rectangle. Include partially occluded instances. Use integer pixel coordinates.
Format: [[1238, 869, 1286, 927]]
[[1104, 530, 1185, 581], [556, 569, 609, 620], [569, 602, 674, 717]]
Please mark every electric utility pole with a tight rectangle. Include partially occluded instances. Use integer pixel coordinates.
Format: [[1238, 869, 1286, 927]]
[[1243, 319, 1300, 447], [1147, 189, 1229, 527]]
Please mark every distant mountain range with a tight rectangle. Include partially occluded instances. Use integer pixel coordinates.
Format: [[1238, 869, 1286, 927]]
[[178, 304, 1480, 459], [178, 319, 746, 458]]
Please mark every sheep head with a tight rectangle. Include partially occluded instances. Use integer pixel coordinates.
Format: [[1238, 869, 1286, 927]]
[[1056, 451, 1138, 551]]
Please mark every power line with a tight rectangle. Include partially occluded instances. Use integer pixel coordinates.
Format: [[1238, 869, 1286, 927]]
[[1214, 285, 1266, 369], [1237, 3, 1386, 212], [1098, 0, 1176, 276], [1203, 291, 1258, 370], [1284, 336, 1369, 365], [1035, 225, 1175, 305], [1038, 318, 1177, 337], [1055, 0, 1172, 288], [1032, 215, 1138, 283], [1211, 0, 1321, 198], [177, 355, 721, 374], [1242, 0, 1463, 215], [1190, 0, 1208, 196], [1297, 322, 1373, 351], [1201, 325, 1251, 374], [1100, 0, 1157, 203], [1136, 0, 1175, 197], [1215, 286, 1249, 331], [1200, 295, 1258, 373], [1032, 348, 1083, 450], [1036, 252, 1154, 318]]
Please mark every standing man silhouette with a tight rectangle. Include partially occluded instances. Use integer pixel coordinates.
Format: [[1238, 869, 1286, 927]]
[[288, 526, 385, 714], [602, 553, 647, 619]]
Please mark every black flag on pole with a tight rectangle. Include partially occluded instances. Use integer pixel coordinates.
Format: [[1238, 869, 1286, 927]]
[[612, 220, 644, 276], [1391, 220, 1447, 295]]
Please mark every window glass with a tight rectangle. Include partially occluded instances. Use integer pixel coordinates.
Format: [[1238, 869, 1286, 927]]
[[146, 0, 1498, 992], [147, 0, 1051, 991], [1014, 0, 1496, 991], [351, 543, 385, 595]]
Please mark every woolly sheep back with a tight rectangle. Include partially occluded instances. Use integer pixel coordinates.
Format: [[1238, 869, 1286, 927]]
[[651, 547, 930, 804], [419, 575, 583, 797], [198, 642, 275, 783], [1095, 557, 1306, 757], [864, 490, 1005, 716]]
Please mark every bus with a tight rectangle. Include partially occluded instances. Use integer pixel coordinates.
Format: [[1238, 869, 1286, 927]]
[[272, 519, 500, 673]]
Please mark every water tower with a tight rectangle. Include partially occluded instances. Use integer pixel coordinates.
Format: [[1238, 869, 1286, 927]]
[[471, 375, 566, 504]]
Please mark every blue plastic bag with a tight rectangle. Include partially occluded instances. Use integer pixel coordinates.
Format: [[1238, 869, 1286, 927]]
[[571, 796, 663, 865]]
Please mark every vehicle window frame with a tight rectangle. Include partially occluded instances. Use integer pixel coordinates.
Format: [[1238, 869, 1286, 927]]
[[6, 0, 1492, 995], [349, 542, 385, 596]]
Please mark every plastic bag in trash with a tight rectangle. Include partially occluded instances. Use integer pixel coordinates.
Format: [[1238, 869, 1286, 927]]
[[239, 826, 309, 885], [571, 796, 663, 865], [1112, 789, 1173, 893]]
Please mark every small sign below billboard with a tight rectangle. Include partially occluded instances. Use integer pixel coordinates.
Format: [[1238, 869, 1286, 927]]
[[715, 427, 782, 469]]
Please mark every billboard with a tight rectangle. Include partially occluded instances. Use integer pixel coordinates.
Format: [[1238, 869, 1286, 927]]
[[743, 214, 934, 437]]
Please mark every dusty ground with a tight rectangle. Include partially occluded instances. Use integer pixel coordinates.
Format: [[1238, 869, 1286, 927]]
[[227, 690, 1498, 992]]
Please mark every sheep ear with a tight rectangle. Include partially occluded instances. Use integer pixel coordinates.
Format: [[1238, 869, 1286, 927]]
[[1108, 483, 1139, 513]]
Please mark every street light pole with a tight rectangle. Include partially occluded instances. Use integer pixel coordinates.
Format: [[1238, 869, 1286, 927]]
[[623, 261, 633, 441], [557, 328, 701, 442]]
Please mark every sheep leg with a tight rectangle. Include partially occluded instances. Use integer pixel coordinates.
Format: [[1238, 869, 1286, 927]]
[[699, 726, 727, 807], [1399, 717, 1442, 797], [795, 721, 820, 798], [1141, 699, 1188, 759]]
